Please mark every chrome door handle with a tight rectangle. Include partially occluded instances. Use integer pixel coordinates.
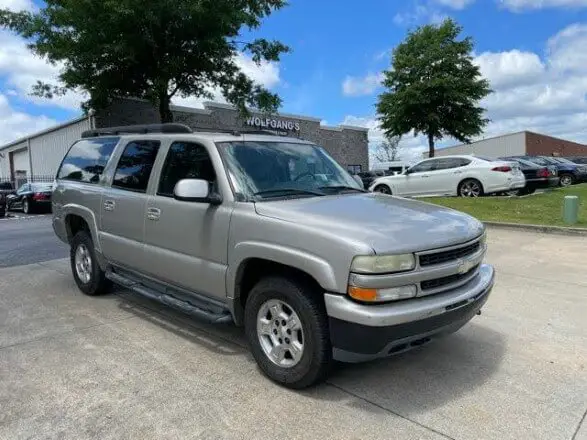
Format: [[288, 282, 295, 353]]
[[103, 200, 115, 211], [146, 207, 161, 221]]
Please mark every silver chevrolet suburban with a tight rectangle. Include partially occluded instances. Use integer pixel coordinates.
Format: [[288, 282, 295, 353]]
[[52, 123, 495, 388]]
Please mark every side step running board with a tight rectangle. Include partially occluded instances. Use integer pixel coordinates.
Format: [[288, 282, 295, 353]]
[[106, 270, 233, 324]]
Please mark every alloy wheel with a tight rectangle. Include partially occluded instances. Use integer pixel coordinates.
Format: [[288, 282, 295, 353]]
[[460, 181, 481, 197], [74, 244, 92, 284], [257, 299, 304, 368]]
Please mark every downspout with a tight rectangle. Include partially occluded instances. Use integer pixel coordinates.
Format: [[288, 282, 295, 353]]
[[27, 138, 33, 182]]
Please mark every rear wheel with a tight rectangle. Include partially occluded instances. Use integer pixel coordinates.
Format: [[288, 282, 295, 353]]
[[70, 230, 111, 296], [244, 276, 332, 389], [559, 174, 574, 187], [374, 184, 392, 195], [458, 179, 484, 197]]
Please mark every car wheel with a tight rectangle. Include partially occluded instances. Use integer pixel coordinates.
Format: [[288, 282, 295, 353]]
[[70, 230, 111, 296], [22, 198, 30, 214], [374, 184, 392, 195], [244, 276, 332, 389], [458, 179, 484, 197], [559, 174, 574, 187]]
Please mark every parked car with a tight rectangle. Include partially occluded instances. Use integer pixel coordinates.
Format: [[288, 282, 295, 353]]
[[358, 170, 385, 188], [369, 155, 526, 197], [52, 123, 494, 388], [7, 182, 53, 214], [510, 156, 587, 187], [498, 157, 559, 195], [0, 181, 13, 218]]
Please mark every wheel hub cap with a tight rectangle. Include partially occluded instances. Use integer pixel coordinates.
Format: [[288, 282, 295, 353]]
[[74, 244, 92, 284], [257, 299, 304, 368]]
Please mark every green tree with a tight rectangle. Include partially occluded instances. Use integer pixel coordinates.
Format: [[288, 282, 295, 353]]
[[0, 0, 290, 122], [377, 18, 491, 158]]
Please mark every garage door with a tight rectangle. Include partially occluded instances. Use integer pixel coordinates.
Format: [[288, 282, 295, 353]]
[[12, 149, 30, 176]]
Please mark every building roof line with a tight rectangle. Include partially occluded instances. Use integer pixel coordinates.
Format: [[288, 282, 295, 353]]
[[1, 114, 90, 151]]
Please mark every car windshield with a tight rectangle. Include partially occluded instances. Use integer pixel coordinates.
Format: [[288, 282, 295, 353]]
[[540, 157, 560, 165], [217, 141, 362, 200], [554, 157, 575, 164]]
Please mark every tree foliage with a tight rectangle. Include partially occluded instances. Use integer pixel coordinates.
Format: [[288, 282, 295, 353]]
[[374, 136, 402, 162], [0, 0, 290, 122], [376, 18, 491, 157]]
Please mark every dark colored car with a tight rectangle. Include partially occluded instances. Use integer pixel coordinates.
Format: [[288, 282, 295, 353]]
[[499, 157, 559, 194], [358, 170, 385, 189], [0, 182, 14, 218], [6, 182, 53, 214], [510, 156, 587, 187]]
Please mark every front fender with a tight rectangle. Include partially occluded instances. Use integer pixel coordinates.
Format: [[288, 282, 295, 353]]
[[226, 241, 339, 299]]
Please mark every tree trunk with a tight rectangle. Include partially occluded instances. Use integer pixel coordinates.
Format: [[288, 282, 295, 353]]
[[158, 93, 173, 123], [427, 132, 435, 158]]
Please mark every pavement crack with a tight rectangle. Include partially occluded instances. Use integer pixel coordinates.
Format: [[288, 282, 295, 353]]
[[326, 382, 457, 440], [572, 406, 587, 440]]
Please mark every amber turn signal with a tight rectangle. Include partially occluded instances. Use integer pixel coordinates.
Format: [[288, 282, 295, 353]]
[[348, 286, 378, 302]]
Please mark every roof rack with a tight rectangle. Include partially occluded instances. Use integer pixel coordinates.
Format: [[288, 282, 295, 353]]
[[191, 127, 288, 136], [81, 123, 193, 138]]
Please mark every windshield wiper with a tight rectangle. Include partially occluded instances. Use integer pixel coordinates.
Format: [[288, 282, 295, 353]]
[[253, 188, 326, 199], [319, 185, 367, 193]]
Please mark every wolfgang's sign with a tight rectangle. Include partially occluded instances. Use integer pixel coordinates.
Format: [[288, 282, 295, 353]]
[[245, 116, 300, 132]]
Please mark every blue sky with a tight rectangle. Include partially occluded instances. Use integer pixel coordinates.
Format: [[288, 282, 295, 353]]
[[2, 0, 587, 159]]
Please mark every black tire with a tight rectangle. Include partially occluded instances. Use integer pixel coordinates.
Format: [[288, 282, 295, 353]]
[[374, 184, 392, 195], [244, 276, 332, 389], [458, 179, 484, 197], [70, 230, 111, 296], [559, 173, 574, 187], [22, 198, 32, 214]]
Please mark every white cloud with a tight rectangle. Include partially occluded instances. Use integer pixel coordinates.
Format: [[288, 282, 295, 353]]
[[342, 73, 384, 97], [0, 30, 86, 110], [0, 0, 35, 11], [474, 50, 545, 89], [172, 53, 281, 108], [499, 0, 587, 11], [0, 94, 56, 144]]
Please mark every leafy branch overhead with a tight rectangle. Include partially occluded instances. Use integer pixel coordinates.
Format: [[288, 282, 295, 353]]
[[376, 18, 491, 158], [0, 0, 290, 122]]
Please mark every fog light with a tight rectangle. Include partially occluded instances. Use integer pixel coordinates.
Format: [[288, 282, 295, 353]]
[[348, 285, 417, 303]]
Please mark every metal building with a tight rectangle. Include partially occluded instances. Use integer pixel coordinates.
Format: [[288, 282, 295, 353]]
[[427, 131, 587, 159], [0, 99, 369, 185]]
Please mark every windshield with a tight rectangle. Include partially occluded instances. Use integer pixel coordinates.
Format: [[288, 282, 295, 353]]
[[553, 157, 574, 164], [540, 157, 560, 165], [526, 157, 549, 166], [217, 141, 362, 200], [31, 183, 52, 191]]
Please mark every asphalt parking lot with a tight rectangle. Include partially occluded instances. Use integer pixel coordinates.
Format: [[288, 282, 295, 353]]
[[1, 227, 586, 440]]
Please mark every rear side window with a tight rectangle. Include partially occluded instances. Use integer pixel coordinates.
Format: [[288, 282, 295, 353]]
[[158, 142, 216, 197], [112, 140, 161, 193], [57, 137, 119, 183]]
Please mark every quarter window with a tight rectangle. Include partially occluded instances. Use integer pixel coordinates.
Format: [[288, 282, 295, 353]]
[[112, 140, 160, 193], [57, 137, 119, 183], [158, 142, 216, 197]]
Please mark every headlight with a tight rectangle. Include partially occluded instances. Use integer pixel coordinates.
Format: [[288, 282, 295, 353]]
[[351, 254, 415, 274], [348, 285, 417, 303]]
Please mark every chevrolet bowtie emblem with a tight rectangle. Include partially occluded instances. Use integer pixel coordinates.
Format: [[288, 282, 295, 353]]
[[457, 259, 474, 274]]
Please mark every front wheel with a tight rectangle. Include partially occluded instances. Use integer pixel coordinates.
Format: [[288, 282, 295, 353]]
[[22, 198, 31, 214], [458, 179, 484, 197], [244, 276, 332, 389]]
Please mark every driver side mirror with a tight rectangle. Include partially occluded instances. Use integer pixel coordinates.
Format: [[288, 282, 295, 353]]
[[174, 179, 222, 205]]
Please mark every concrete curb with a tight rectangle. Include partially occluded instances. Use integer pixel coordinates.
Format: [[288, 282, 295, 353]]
[[484, 221, 587, 236]]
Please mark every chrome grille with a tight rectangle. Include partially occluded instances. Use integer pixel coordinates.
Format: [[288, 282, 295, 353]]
[[421, 264, 480, 291], [419, 241, 480, 267]]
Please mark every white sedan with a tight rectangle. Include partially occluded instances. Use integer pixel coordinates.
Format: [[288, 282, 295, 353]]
[[369, 155, 526, 197]]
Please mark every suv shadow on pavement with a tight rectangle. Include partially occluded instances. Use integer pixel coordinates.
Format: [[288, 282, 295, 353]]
[[114, 284, 506, 415]]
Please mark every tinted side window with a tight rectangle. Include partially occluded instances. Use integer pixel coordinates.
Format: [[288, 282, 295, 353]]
[[57, 137, 119, 183], [410, 160, 436, 173], [158, 142, 216, 197], [112, 140, 161, 193]]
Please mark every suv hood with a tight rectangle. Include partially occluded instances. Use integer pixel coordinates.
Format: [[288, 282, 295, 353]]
[[254, 193, 484, 254]]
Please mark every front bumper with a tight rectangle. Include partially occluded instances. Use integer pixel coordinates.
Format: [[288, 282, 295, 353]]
[[325, 264, 495, 362]]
